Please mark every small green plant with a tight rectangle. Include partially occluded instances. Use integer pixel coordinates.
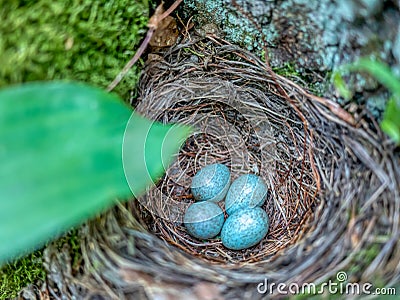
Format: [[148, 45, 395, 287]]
[[333, 58, 400, 144], [0, 81, 191, 266]]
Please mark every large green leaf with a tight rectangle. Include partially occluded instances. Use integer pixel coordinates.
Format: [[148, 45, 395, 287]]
[[0, 82, 190, 265]]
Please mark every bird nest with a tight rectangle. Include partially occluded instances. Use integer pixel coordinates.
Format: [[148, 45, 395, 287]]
[[43, 34, 400, 299]]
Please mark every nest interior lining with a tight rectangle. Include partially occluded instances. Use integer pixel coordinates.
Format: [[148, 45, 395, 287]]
[[133, 72, 319, 263]]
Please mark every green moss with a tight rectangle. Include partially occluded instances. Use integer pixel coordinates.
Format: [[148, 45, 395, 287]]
[[0, 229, 83, 299], [0, 250, 45, 299], [349, 243, 381, 276], [53, 229, 83, 274], [273, 62, 327, 96], [0, 1, 149, 297], [273, 62, 302, 78], [0, 0, 149, 99]]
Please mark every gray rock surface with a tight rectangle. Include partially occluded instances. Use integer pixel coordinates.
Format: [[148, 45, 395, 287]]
[[179, 0, 400, 117]]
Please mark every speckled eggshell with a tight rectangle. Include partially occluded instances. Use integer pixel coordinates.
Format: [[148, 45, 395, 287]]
[[221, 207, 269, 250], [191, 163, 231, 202], [225, 174, 267, 215], [184, 201, 225, 240]]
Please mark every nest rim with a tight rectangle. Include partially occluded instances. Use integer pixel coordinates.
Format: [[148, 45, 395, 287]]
[[43, 33, 400, 299]]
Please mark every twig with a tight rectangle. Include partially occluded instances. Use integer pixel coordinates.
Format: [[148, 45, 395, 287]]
[[107, 29, 155, 92], [107, 0, 183, 92]]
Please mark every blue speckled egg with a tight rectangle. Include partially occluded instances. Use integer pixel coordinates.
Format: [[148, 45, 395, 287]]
[[225, 174, 267, 215], [191, 163, 230, 202], [221, 207, 269, 250], [184, 201, 225, 240]]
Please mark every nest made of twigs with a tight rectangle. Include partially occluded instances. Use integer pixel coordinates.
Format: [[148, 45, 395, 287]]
[[43, 34, 400, 299]]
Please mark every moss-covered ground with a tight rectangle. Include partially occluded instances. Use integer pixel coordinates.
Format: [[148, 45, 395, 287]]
[[0, 251, 46, 299], [0, 0, 149, 298], [0, 0, 149, 99]]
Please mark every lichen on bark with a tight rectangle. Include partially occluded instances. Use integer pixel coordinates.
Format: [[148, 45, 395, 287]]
[[180, 0, 400, 118]]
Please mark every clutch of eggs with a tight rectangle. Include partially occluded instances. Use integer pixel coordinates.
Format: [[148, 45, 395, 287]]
[[185, 164, 269, 250]]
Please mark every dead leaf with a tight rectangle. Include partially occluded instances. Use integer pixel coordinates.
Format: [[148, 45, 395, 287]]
[[150, 16, 179, 48]]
